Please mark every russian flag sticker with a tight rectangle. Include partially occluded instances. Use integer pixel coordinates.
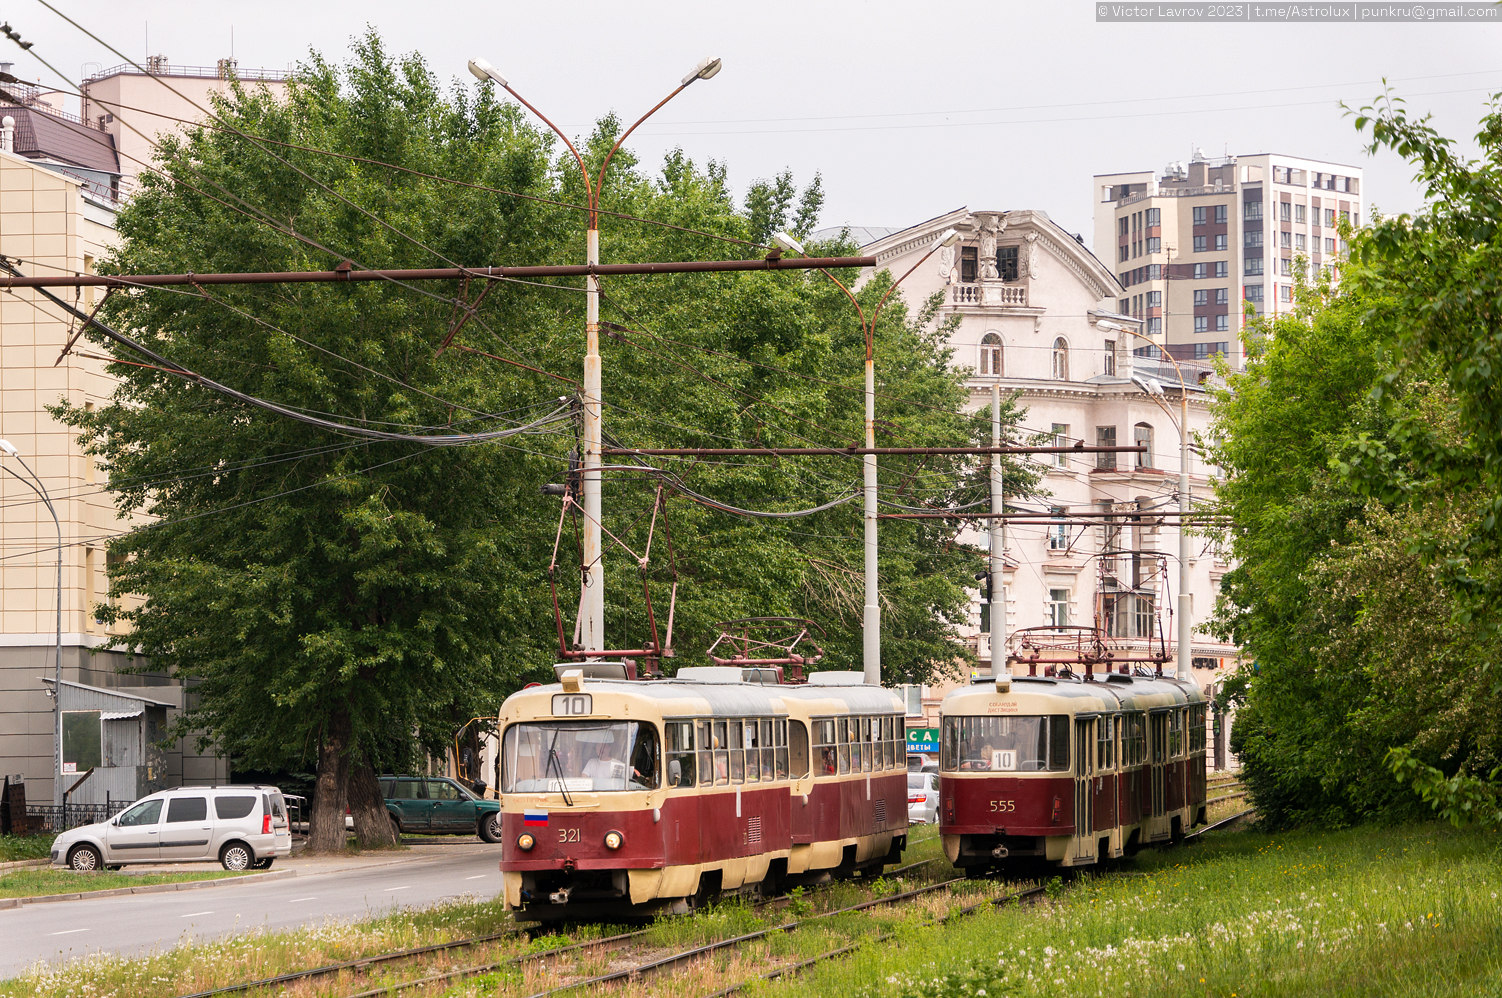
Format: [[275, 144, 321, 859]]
[[523, 809, 549, 827]]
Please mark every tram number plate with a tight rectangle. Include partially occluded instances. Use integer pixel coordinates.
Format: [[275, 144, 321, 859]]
[[551, 693, 593, 716], [558, 827, 581, 843], [989, 800, 1017, 812]]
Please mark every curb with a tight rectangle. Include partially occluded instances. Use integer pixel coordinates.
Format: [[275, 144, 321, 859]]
[[0, 858, 49, 873], [0, 868, 295, 908]]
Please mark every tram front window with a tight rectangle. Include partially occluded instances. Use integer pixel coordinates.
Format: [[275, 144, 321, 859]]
[[940, 716, 1068, 773], [502, 721, 660, 792]]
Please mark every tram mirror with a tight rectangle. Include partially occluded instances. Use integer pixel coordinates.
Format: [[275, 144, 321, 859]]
[[992, 749, 1017, 771], [668, 760, 682, 786]]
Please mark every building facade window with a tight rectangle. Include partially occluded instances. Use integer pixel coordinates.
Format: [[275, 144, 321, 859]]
[[1192, 206, 1206, 225], [1146, 317, 1163, 335], [1103, 340, 1116, 376], [1295, 203, 1307, 223], [1244, 200, 1263, 220], [960, 246, 977, 283], [1096, 426, 1117, 470], [1194, 315, 1209, 333], [1048, 508, 1069, 550], [1214, 234, 1228, 251], [1147, 290, 1161, 306], [1325, 237, 1336, 253], [1279, 201, 1292, 221], [1216, 314, 1229, 331], [1052, 337, 1069, 381], [979, 332, 1003, 377], [1193, 341, 1228, 359], [1245, 230, 1263, 249], [1215, 287, 1229, 305], [1193, 235, 1207, 253], [1051, 422, 1070, 467], [1119, 217, 1128, 236], [1134, 422, 1153, 469], [1192, 263, 1207, 279], [1280, 284, 1293, 303], [1280, 230, 1292, 248], [1146, 236, 1161, 252], [1214, 204, 1227, 225], [1325, 208, 1336, 226], [1244, 283, 1263, 302], [1214, 261, 1228, 278], [1245, 257, 1264, 276], [1295, 232, 1306, 250], [1193, 289, 1208, 306], [998, 245, 1019, 281], [1048, 588, 1071, 629]]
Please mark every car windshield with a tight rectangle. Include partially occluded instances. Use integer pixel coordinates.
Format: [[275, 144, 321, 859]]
[[502, 721, 659, 792]]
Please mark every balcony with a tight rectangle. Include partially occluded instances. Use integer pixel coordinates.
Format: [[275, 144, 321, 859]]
[[951, 283, 1028, 308]]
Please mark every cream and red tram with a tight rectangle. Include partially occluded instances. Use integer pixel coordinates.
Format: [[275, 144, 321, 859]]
[[938, 670, 1206, 872], [497, 664, 908, 919]]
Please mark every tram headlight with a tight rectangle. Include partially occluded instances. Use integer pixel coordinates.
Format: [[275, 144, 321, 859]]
[[603, 830, 624, 851], [517, 833, 536, 851]]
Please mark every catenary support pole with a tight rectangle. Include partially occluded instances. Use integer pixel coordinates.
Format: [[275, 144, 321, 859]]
[[989, 383, 1006, 679]]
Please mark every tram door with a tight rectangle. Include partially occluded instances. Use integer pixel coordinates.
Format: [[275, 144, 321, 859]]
[[1072, 717, 1095, 863], [1149, 711, 1167, 818]]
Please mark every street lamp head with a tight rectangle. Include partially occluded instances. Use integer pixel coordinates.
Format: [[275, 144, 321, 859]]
[[0, 438, 18, 458], [467, 57, 508, 89], [930, 228, 961, 251], [771, 231, 806, 257], [682, 56, 722, 86], [1094, 319, 1128, 333]]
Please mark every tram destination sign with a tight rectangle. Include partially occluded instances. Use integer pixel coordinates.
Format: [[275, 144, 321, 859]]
[[906, 727, 939, 753]]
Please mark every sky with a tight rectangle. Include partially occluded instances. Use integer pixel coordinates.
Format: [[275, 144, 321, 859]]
[[5, 0, 1501, 250]]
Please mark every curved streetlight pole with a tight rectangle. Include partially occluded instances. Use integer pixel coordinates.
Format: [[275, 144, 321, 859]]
[[468, 56, 721, 654], [776, 229, 960, 685], [0, 439, 63, 807], [1093, 321, 1193, 682]]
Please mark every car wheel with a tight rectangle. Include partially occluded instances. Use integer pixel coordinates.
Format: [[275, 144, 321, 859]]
[[67, 844, 102, 872], [220, 842, 253, 871], [390, 815, 402, 840], [478, 812, 502, 843], [252, 858, 274, 870]]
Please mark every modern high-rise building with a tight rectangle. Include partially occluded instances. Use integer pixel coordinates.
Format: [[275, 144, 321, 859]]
[[1093, 152, 1365, 368]]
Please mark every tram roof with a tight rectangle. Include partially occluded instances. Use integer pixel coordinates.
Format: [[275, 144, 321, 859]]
[[503, 675, 903, 716]]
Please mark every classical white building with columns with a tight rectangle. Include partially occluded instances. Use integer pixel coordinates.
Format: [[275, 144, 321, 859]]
[[853, 208, 1238, 730]]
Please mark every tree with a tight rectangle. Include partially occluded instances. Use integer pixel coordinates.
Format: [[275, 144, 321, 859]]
[[60, 35, 1027, 849], [1209, 92, 1502, 828]]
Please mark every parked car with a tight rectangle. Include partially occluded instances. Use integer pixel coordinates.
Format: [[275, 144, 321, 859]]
[[907, 770, 939, 825], [381, 775, 501, 842], [50, 785, 292, 872]]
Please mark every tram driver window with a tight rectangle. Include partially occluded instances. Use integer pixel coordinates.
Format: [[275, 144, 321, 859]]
[[941, 716, 1069, 772], [788, 719, 808, 779]]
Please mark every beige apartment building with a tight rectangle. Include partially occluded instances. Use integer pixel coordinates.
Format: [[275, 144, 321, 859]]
[[1093, 152, 1365, 368], [0, 59, 286, 815]]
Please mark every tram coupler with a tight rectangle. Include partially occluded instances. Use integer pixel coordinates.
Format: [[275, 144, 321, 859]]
[[549, 887, 572, 905], [991, 844, 1010, 859]]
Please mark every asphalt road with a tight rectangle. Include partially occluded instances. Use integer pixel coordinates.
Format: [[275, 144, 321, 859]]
[[0, 841, 503, 978]]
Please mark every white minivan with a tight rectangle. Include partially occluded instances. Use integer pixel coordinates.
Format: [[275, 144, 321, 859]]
[[50, 785, 293, 872]]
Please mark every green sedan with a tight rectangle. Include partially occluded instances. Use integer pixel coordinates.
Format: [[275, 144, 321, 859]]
[[380, 775, 502, 842]]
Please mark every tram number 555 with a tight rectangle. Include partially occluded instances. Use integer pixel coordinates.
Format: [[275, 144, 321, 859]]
[[989, 800, 1016, 812], [558, 827, 581, 843]]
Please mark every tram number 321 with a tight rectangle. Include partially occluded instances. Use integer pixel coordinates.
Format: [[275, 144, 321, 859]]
[[989, 800, 1017, 812], [558, 827, 581, 843]]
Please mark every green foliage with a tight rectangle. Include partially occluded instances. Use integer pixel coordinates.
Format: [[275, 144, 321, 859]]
[[1212, 92, 1502, 829], [53, 32, 1010, 834]]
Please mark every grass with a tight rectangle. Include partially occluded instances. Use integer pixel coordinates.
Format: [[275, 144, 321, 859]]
[[0, 867, 244, 899], [0, 834, 54, 863], [774, 822, 1502, 998]]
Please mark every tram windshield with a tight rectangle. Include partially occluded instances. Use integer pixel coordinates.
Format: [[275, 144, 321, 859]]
[[940, 715, 1069, 773], [501, 721, 660, 793]]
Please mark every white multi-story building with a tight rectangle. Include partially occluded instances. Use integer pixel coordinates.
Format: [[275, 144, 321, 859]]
[[853, 209, 1237, 732], [1093, 151, 1364, 368]]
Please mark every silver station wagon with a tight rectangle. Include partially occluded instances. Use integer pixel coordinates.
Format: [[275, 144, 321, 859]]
[[50, 785, 293, 872]]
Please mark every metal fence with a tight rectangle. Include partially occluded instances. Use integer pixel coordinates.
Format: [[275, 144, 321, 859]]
[[25, 800, 132, 833]]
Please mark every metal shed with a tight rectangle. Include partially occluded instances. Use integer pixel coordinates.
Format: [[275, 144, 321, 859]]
[[41, 678, 171, 808]]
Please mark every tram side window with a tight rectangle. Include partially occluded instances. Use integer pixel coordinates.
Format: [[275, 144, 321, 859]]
[[665, 721, 695, 787], [745, 720, 763, 783], [881, 715, 893, 769], [696, 720, 713, 786], [1169, 710, 1183, 757], [728, 719, 746, 783], [858, 717, 870, 773], [815, 718, 839, 775], [788, 719, 808, 778], [1096, 715, 1114, 770], [836, 718, 850, 774], [759, 719, 775, 780], [713, 720, 730, 785]]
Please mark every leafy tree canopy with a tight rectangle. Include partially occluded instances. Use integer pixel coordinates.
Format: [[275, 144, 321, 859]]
[[1210, 92, 1502, 829], [57, 33, 1028, 847]]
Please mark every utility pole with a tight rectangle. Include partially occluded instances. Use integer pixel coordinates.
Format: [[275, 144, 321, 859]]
[[989, 384, 1006, 679]]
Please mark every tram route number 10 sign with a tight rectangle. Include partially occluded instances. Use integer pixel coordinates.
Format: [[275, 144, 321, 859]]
[[906, 728, 939, 754]]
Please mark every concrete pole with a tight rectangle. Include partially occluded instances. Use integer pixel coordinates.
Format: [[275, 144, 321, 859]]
[[1177, 390, 1192, 682], [580, 228, 604, 653], [862, 356, 880, 685], [989, 383, 1006, 678]]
